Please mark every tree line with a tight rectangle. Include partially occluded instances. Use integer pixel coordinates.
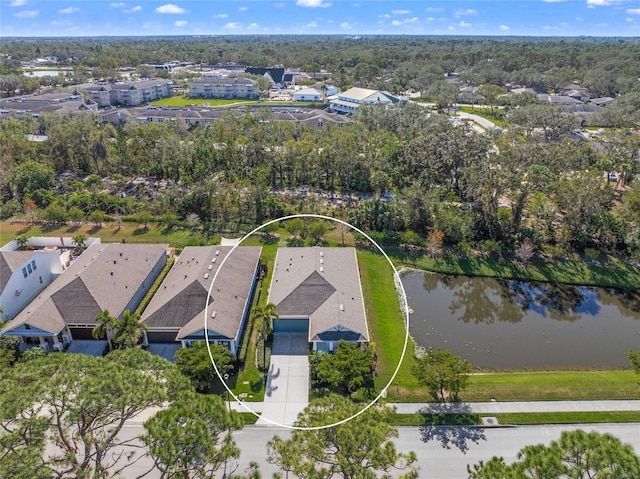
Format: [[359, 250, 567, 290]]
[[2, 101, 638, 257]]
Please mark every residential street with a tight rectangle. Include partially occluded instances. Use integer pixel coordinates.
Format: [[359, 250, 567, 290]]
[[233, 423, 640, 478], [113, 422, 640, 478]]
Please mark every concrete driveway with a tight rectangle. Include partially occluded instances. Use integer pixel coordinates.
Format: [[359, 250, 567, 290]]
[[66, 340, 107, 356], [256, 332, 309, 427]]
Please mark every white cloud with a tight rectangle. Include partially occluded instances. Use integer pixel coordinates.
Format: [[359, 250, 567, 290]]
[[155, 4, 186, 14], [586, 0, 616, 5], [575, 16, 583, 21], [459, 21, 472, 27], [392, 9, 410, 14], [52, 19, 73, 26], [238, 6, 248, 12], [306, 21, 318, 27], [59, 7, 79, 14], [274, 2, 285, 8], [109, 2, 125, 7], [627, 8, 640, 14], [352, 2, 361, 6], [9, 0, 28, 6], [126, 5, 142, 12], [248, 22, 258, 28], [223, 22, 241, 29], [626, 17, 634, 21], [405, 16, 419, 23], [391, 20, 402, 26], [379, 13, 390, 18], [500, 24, 510, 30], [454, 8, 477, 17], [213, 13, 228, 18], [296, 0, 332, 7], [13, 9, 38, 18], [542, 0, 567, 2], [340, 21, 353, 29], [425, 7, 444, 12], [426, 16, 435, 21], [174, 20, 187, 26]]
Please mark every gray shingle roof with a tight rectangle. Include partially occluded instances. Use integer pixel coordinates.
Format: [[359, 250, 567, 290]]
[[268, 247, 368, 343], [3, 244, 167, 335], [0, 251, 37, 291], [140, 246, 262, 341]]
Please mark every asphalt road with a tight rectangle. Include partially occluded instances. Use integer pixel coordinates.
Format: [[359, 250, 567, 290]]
[[232, 423, 640, 478], [110, 422, 640, 478]]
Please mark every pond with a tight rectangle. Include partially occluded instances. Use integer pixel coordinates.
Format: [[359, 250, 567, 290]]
[[402, 270, 640, 371]]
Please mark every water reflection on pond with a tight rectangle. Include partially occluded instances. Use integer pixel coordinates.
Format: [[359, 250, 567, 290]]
[[402, 270, 640, 370]]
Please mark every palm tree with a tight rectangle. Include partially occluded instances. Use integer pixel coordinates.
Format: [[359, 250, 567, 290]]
[[72, 234, 87, 252], [113, 310, 148, 349], [252, 302, 279, 370], [92, 309, 116, 351]]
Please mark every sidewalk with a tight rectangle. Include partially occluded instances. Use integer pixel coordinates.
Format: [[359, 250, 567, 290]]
[[230, 400, 640, 415]]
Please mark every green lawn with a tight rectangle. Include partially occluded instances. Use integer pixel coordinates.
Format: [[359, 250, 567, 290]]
[[464, 370, 640, 402], [390, 248, 640, 290], [150, 97, 259, 107], [150, 95, 321, 108], [457, 105, 505, 127], [357, 250, 420, 399]]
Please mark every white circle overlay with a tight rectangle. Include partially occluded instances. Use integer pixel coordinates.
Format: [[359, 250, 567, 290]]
[[204, 213, 410, 430]]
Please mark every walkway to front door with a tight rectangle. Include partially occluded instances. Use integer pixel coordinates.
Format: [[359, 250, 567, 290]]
[[256, 332, 309, 426]]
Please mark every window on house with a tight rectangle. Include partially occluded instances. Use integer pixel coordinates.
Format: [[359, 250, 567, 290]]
[[22, 267, 28, 278], [27, 263, 32, 274], [31, 260, 37, 271]]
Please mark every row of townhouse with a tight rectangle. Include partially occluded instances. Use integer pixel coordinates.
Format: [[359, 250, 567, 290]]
[[98, 105, 351, 130], [84, 79, 174, 107], [0, 239, 368, 360], [188, 77, 257, 99]]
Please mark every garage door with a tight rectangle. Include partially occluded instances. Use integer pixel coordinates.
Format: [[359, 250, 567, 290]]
[[273, 318, 309, 333]]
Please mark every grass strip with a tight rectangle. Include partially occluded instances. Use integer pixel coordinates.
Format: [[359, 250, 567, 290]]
[[237, 412, 260, 425], [134, 256, 175, 317], [388, 411, 640, 426], [389, 248, 640, 290], [493, 411, 640, 425], [356, 250, 420, 397]]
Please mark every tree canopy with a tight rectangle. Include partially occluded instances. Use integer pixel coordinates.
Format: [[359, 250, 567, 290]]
[[310, 340, 376, 397], [413, 348, 472, 402], [468, 430, 640, 479], [0, 350, 188, 478], [267, 394, 417, 479]]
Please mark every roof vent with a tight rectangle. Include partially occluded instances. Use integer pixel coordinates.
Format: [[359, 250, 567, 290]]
[[208, 264, 213, 270], [320, 258, 324, 264], [320, 251, 324, 257], [215, 250, 220, 256], [320, 266, 324, 273], [211, 310, 217, 318], [340, 304, 344, 311], [204, 273, 209, 279], [110, 271, 114, 276], [212, 258, 216, 263]]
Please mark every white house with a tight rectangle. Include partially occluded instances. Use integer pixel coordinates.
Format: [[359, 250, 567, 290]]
[[293, 88, 322, 102], [329, 87, 399, 114], [0, 236, 102, 322]]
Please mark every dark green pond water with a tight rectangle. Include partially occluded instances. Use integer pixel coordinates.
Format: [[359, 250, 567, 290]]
[[402, 271, 640, 370]]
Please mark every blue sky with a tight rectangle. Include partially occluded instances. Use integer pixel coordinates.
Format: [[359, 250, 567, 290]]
[[2, 0, 640, 37]]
